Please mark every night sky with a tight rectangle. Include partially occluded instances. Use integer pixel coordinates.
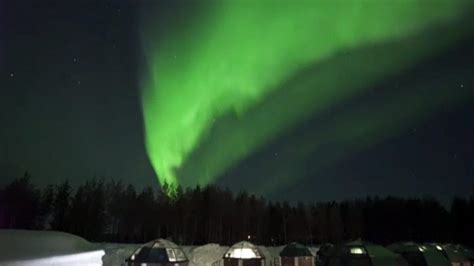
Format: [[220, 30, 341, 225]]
[[1, 0, 473, 204]]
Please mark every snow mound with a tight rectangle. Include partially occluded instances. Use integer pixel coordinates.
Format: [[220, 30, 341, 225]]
[[256, 245, 276, 266], [0, 229, 104, 266], [308, 246, 319, 257], [182, 245, 195, 259], [100, 243, 140, 266], [188, 244, 228, 266], [264, 245, 284, 262]]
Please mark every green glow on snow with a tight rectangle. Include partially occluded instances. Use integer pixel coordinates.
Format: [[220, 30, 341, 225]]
[[140, 0, 473, 194]]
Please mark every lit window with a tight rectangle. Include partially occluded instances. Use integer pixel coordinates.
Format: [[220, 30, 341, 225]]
[[350, 247, 366, 255], [166, 248, 176, 262], [227, 248, 259, 259]]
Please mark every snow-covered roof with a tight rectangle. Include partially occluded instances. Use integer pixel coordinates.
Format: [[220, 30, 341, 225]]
[[388, 242, 450, 266], [443, 247, 468, 262], [126, 238, 188, 263], [143, 238, 179, 248], [280, 242, 313, 257], [325, 241, 409, 266]]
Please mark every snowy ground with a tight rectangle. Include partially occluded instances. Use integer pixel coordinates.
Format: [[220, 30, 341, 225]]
[[0, 230, 104, 266]]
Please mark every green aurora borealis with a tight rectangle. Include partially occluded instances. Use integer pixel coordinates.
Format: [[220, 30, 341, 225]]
[[140, 1, 474, 195]]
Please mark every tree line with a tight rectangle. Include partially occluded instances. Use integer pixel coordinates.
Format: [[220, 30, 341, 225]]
[[0, 172, 473, 247]]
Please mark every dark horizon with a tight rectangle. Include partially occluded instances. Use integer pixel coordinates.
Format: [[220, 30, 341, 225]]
[[1, 173, 473, 247], [1, 170, 473, 208]]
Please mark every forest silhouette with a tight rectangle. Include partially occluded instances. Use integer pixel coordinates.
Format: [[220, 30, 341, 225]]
[[1, 172, 473, 247]]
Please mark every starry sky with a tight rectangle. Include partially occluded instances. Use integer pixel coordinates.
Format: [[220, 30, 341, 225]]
[[1, 0, 152, 186], [1, 0, 473, 204]]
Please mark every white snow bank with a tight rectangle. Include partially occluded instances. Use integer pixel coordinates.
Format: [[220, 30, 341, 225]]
[[256, 245, 279, 266], [263, 245, 284, 265], [182, 245, 195, 258], [100, 243, 140, 266], [0, 230, 104, 266], [1, 250, 106, 266], [188, 244, 228, 266], [309, 246, 319, 257]]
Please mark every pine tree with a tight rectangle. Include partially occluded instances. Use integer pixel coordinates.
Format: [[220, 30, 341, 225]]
[[51, 180, 71, 231]]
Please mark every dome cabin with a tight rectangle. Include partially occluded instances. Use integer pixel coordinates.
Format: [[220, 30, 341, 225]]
[[222, 241, 265, 266], [316, 243, 334, 266], [454, 245, 474, 266], [125, 239, 188, 266], [278, 242, 314, 266], [388, 242, 450, 266], [326, 240, 410, 266], [440, 244, 474, 266]]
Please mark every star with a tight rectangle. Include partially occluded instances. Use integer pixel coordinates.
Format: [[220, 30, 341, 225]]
[[73, 58, 77, 63], [9, 72, 14, 78], [460, 84, 464, 88]]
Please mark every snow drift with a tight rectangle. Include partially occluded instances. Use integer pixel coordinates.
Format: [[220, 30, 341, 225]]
[[0, 230, 104, 266], [188, 244, 228, 266]]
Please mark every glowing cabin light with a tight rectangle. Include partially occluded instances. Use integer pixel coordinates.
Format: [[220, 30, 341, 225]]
[[418, 247, 425, 252], [436, 245, 443, 251], [229, 248, 258, 259], [166, 248, 177, 262], [350, 247, 365, 255]]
